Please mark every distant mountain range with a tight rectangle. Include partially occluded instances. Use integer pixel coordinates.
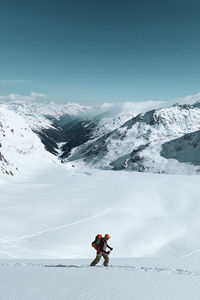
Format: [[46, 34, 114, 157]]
[[1, 99, 200, 176]]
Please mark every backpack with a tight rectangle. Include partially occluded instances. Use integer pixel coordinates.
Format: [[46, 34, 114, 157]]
[[91, 234, 102, 250], [95, 234, 102, 243]]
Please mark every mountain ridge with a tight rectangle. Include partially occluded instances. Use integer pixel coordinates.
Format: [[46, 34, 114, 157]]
[[1, 99, 200, 176]]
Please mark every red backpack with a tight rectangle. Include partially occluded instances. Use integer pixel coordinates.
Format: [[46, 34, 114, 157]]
[[91, 234, 102, 251]]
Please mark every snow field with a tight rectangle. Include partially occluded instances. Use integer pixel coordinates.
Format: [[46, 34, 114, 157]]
[[0, 258, 200, 300], [0, 164, 200, 259]]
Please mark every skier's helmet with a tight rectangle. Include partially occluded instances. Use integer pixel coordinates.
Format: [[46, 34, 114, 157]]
[[105, 233, 111, 240]]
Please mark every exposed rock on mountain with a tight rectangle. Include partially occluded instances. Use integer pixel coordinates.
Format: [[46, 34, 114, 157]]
[[161, 130, 200, 166]]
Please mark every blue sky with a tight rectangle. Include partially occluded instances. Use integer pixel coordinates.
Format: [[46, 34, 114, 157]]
[[0, 0, 200, 104]]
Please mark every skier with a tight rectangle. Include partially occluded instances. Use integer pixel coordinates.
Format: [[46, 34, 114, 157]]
[[90, 234, 113, 267]]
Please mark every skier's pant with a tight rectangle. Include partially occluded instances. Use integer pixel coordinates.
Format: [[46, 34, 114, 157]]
[[90, 252, 109, 266]]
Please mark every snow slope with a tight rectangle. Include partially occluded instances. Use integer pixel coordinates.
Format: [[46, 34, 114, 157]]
[[0, 106, 58, 177], [1, 257, 200, 300], [1, 164, 200, 259]]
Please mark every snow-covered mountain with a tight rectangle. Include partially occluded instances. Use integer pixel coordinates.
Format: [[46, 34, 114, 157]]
[[0, 105, 58, 177], [68, 103, 200, 174], [1, 99, 200, 176], [0, 101, 92, 176], [29, 101, 165, 159], [3, 101, 90, 130]]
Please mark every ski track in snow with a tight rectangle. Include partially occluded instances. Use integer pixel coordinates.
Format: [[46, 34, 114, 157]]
[[20, 209, 111, 242], [0, 262, 199, 278], [0, 208, 114, 258], [182, 248, 200, 258], [45, 264, 200, 278], [173, 198, 199, 257], [1, 206, 200, 259]]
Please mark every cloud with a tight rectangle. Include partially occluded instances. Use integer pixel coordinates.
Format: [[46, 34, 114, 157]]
[[92, 100, 166, 117], [120, 100, 166, 113], [0, 92, 47, 102], [0, 79, 31, 84], [175, 92, 200, 105]]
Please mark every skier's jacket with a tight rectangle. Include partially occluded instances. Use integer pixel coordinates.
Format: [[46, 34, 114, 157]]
[[92, 236, 112, 254]]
